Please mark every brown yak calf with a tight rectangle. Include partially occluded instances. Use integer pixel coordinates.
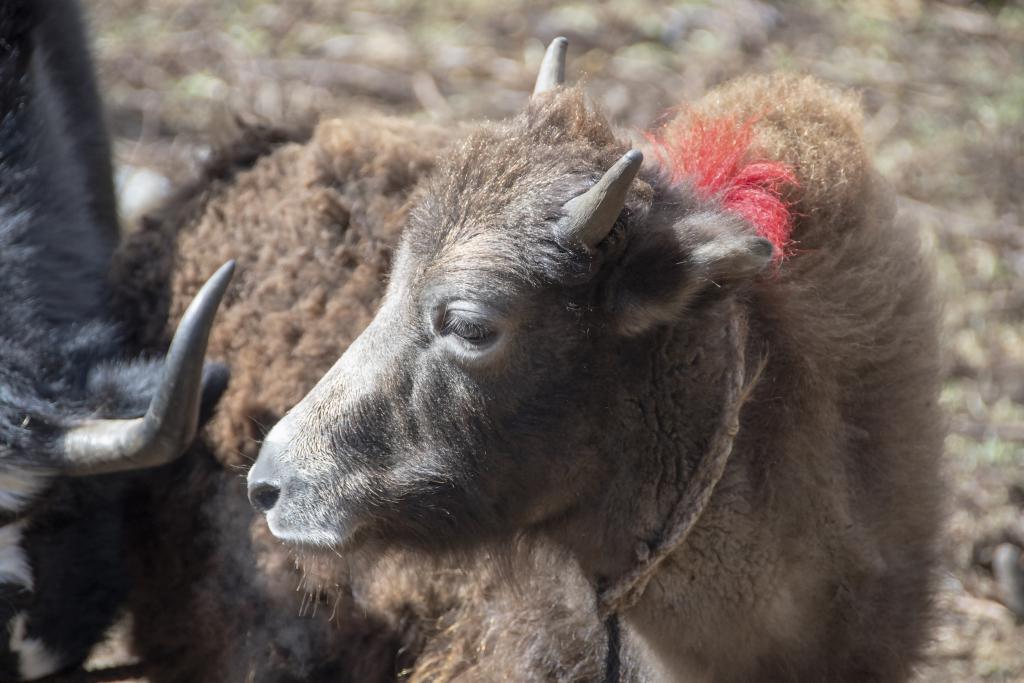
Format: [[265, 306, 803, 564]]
[[116, 40, 942, 681]]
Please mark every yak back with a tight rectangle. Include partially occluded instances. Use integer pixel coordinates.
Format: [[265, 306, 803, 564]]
[[113, 116, 451, 467]]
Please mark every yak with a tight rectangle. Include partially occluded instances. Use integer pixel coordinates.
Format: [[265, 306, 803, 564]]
[[108, 35, 943, 682], [244, 38, 944, 681], [0, 2, 230, 678]]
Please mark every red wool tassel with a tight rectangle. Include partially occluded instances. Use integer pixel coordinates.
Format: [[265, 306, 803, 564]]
[[644, 113, 796, 258]]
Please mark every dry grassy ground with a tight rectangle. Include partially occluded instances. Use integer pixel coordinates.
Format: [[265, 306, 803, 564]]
[[83, 0, 1024, 679]]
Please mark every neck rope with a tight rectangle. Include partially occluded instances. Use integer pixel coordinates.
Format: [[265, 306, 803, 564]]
[[599, 304, 760, 682]]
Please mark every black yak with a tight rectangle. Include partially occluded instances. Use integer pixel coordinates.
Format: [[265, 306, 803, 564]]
[[0, 2, 229, 677]]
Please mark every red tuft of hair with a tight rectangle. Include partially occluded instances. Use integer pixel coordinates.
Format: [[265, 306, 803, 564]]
[[644, 113, 797, 258]]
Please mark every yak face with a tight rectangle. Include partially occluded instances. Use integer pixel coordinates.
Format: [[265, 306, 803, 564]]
[[248, 80, 775, 551]]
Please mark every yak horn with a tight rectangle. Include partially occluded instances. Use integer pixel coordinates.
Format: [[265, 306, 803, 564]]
[[59, 260, 236, 475], [556, 150, 643, 250], [533, 37, 568, 96]]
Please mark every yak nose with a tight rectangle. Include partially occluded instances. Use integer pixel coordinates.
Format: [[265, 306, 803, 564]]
[[248, 480, 280, 513], [247, 426, 289, 514]]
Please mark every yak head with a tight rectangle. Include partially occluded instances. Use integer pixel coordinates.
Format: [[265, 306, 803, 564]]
[[248, 39, 781, 568]]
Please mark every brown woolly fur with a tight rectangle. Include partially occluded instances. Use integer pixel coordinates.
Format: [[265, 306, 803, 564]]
[[113, 72, 942, 681], [339, 544, 608, 683], [401, 552, 607, 682], [114, 116, 450, 465], [110, 120, 312, 354]]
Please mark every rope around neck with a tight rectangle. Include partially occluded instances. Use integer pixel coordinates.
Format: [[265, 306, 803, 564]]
[[598, 303, 761, 620]]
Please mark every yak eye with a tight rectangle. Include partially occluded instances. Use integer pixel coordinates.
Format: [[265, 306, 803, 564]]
[[432, 301, 500, 351], [441, 310, 495, 345]]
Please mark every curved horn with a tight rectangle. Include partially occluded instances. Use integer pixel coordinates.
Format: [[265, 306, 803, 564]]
[[533, 37, 568, 96], [59, 260, 236, 475], [556, 150, 643, 250]]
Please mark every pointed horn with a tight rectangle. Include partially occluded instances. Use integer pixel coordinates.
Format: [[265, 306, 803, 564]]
[[59, 260, 235, 475], [557, 150, 643, 250], [533, 37, 568, 96]]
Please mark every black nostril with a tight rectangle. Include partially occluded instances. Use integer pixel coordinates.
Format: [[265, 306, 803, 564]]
[[248, 480, 280, 513]]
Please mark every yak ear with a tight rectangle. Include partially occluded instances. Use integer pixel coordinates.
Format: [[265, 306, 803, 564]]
[[689, 233, 774, 283], [604, 213, 774, 336]]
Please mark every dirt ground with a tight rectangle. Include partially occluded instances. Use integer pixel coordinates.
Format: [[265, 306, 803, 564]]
[[83, 0, 1024, 680]]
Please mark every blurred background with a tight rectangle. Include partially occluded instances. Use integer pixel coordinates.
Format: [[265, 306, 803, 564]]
[[86, 0, 1023, 679]]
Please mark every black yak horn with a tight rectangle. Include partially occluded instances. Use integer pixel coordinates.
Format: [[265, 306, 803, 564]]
[[533, 37, 568, 96], [59, 261, 235, 475], [557, 150, 643, 250]]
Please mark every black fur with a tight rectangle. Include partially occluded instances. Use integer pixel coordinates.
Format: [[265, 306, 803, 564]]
[[0, 1, 226, 677], [31, 0, 119, 242]]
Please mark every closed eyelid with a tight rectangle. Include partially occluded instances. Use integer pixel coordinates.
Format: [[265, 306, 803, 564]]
[[442, 315, 491, 339], [437, 304, 497, 337]]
